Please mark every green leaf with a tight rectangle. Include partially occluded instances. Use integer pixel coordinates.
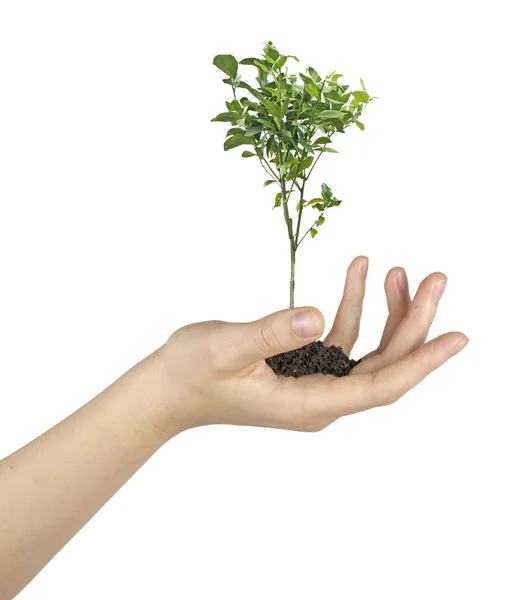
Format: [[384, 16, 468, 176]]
[[307, 67, 320, 82], [353, 90, 370, 103], [245, 100, 261, 111], [239, 57, 258, 65], [261, 98, 280, 118], [273, 192, 282, 209], [266, 135, 275, 157], [306, 83, 320, 99], [211, 112, 235, 122], [306, 198, 324, 207], [263, 179, 276, 187], [287, 55, 300, 62], [254, 59, 270, 73], [313, 136, 332, 145], [237, 81, 264, 102], [213, 54, 238, 79], [360, 78, 367, 93], [355, 120, 365, 131], [318, 147, 339, 153], [274, 55, 287, 69], [224, 135, 252, 151], [245, 121, 264, 136], [325, 89, 343, 103], [333, 119, 346, 132], [225, 99, 242, 114], [299, 72, 313, 86], [299, 155, 314, 172], [321, 183, 333, 200], [241, 151, 256, 157], [257, 118, 275, 130], [310, 228, 318, 238], [226, 127, 246, 136], [256, 72, 269, 87], [288, 156, 300, 179], [318, 110, 345, 120], [316, 215, 325, 226], [262, 54, 276, 65], [280, 96, 291, 117], [278, 160, 293, 176], [264, 41, 280, 61], [298, 138, 314, 152]]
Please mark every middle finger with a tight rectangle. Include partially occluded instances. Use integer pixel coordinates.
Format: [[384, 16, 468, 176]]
[[353, 271, 447, 374]]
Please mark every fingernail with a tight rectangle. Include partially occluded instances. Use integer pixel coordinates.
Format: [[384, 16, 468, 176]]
[[449, 336, 469, 357], [359, 256, 369, 280], [396, 268, 408, 291], [292, 309, 321, 338], [433, 278, 447, 301]]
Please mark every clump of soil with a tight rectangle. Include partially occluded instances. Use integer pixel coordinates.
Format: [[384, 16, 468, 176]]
[[265, 340, 360, 378]]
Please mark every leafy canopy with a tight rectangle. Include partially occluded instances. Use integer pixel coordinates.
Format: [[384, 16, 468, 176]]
[[211, 41, 374, 242], [211, 41, 375, 306]]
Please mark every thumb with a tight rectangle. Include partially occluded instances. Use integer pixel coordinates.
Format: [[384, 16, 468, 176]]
[[214, 307, 325, 373]]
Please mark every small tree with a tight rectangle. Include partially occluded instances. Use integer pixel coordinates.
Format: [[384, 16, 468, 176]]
[[212, 41, 375, 308]]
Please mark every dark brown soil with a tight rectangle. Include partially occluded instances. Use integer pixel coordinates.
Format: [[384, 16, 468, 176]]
[[265, 340, 360, 378]]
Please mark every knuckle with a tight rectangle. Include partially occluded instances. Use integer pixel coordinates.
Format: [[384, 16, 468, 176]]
[[286, 403, 308, 431], [255, 319, 286, 355], [372, 352, 386, 370], [270, 399, 301, 430], [279, 390, 315, 432], [301, 420, 329, 433], [293, 392, 328, 432], [205, 326, 232, 373], [408, 304, 434, 328], [369, 370, 395, 407], [370, 369, 380, 391]]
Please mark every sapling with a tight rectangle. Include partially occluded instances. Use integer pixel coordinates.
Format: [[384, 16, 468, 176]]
[[211, 41, 375, 377]]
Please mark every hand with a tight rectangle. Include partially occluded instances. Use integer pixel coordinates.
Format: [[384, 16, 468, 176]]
[[150, 256, 469, 437]]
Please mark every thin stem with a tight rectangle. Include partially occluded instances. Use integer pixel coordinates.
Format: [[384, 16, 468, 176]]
[[257, 152, 279, 182], [278, 140, 297, 309], [262, 156, 279, 180], [279, 147, 294, 243], [305, 131, 333, 182], [289, 244, 296, 308], [294, 183, 306, 247], [282, 194, 294, 241], [296, 211, 324, 248], [282, 180, 296, 308], [255, 136, 280, 181]]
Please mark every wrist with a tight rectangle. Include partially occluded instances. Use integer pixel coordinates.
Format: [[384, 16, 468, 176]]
[[138, 345, 192, 441]]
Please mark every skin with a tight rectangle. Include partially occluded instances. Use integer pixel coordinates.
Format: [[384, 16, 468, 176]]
[[0, 256, 468, 599]]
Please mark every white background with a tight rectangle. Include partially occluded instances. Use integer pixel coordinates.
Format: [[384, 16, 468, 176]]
[[1, 1, 510, 598]]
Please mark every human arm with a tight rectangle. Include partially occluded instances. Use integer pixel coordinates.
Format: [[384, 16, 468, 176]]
[[0, 350, 179, 599], [0, 256, 468, 598]]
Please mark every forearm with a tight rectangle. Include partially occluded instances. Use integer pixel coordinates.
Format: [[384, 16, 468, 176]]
[[0, 346, 181, 599]]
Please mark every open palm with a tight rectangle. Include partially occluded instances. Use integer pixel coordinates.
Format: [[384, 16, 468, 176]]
[[156, 256, 468, 436]]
